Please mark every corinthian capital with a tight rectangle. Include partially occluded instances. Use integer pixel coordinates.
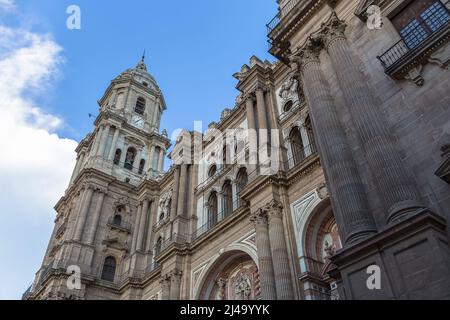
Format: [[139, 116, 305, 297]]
[[292, 35, 324, 70], [320, 11, 347, 50], [263, 199, 284, 219], [250, 210, 268, 226]]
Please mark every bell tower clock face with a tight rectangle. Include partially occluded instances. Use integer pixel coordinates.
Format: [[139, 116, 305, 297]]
[[131, 114, 145, 129]]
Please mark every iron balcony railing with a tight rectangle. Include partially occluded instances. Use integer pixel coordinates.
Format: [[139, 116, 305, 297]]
[[267, 0, 302, 34], [378, 0, 450, 70], [193, 199, 244, 241]]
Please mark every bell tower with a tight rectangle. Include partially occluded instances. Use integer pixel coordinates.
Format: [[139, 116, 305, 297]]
[[30, 57, 171, 299], [69, 55, 170, 186]]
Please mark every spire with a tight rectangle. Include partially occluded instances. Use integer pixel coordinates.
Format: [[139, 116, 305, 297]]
[[136, 50, 147, 71]]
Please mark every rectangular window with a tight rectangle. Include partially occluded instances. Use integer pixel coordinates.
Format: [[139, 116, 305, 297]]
[[392, 0, 450, 49]]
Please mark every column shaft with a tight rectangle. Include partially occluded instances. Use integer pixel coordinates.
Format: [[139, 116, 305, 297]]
[[267, 207, 294, 300], [298, 40, 376, 244], [256, 89, 268, 130], [170, 166, 180, 221], [91, 125, 104, 157], [245, 96, 256, 130], [324, 18, 424, 223], [169, 272, 182, 300], [299, 124, 312, 157], [131, 204, 143, 253], [137, 199, 150, 251], [176, 164, 188, 217], [252, 212, 277, 300], [107, 128, 120, 161], [74, 187, 94, 242], [144, 200, 155, 252], [86, 191, 105, 245], [160, 277, 170, 300], [97, 125, 110, 157], [158, 149, 165, 172]]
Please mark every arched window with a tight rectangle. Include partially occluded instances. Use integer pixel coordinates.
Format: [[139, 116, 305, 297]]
[[208, 165, 217, 178], [283, 100, 294, 113], [289, 127, 305, 165], [155, 237, 162, 256], [112, 214, 122, 226], [236, 168, 248, 206], [207, 192, 218, 229], [135, 97, 146, 115], [138, 159, 145, 175], [222, 180, 233, 217], [101, 256, 117, 282], [113, 149, 122, 165], [124, 147, 137, 171]]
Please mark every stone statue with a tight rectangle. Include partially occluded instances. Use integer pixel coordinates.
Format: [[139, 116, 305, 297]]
[[234, 274, 252, 300]]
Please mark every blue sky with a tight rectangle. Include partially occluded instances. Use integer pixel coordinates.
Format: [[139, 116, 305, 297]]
[[0, 0, 277, 299]]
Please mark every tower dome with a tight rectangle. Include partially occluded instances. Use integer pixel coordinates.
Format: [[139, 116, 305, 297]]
[[114, 55, 162, 95]]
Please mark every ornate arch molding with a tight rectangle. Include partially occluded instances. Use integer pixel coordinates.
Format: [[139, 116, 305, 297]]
[[192, 241, 258, 300], [289, 186, 330, 273]]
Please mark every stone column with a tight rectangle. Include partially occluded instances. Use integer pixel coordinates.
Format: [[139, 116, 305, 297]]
[[250, 211, 277, 300], [160, 275, 171, 300], [90, 125, 104, 157], [299, 122, 312, 157], [294, 37, 377, 244], [131, 204, 143, 253], [144, 200, 156, 252], [231, 180, 238, 210], [266, 201, 294, 300], [321, 12, 424, 224], [69, 152, 85, 185], [73, 185, 94, 242], [176, 164, 188, 218], [137, 198, 150, 251], [170, 166, 180, 221], [245, 94, 256, 130], [107, 128, 120, 161], [245, 94, 258, 168], [146, 145, 155, 174], [97, 124, 110, 158], [169, 270, 182, 300], [158, 148, 165, 172], [256, 87, 268, 130], [217, 191, 224, 221], [86, 189, 106, 245]]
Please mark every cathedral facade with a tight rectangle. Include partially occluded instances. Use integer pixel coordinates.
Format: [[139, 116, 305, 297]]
[[26, 0, 450, 300]]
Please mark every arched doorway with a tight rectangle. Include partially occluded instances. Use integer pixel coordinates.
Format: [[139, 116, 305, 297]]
[[196, 250, 260, 300], [300, 197, 342, 300]]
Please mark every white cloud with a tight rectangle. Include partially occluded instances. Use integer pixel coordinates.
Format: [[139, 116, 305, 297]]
[[0, 0, 15, 12], [0, 23, 78, 299]]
